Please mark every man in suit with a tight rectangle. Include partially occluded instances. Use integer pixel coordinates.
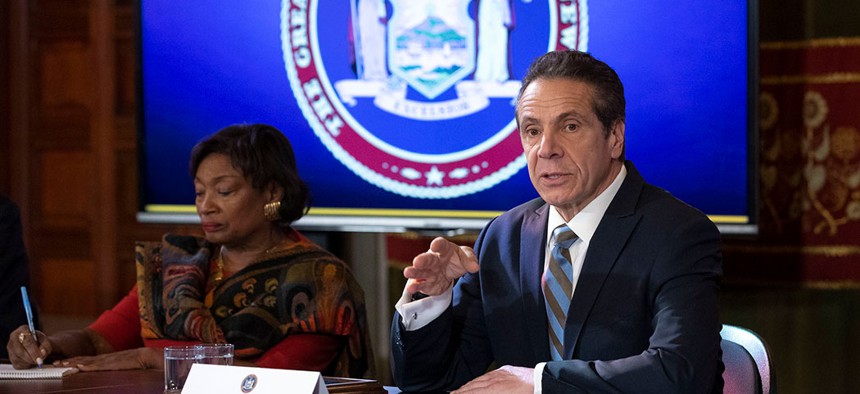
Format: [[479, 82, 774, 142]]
[[390, 50, 723, 393], [1, 193, 37, 360]]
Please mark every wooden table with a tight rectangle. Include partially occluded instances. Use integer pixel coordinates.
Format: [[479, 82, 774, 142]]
[[0, 369, 164, 393], [0, 369, 401, 393]]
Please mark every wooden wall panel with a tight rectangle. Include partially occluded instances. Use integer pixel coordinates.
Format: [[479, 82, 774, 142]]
[[11, 0, 105, 318], [39, 258, 97, 316], [39, 42, 91, 108], [39, 151, 93, 228], [114, 9, 136, 123], [30, 0, 89, 39], [115, 147, 140, 292]]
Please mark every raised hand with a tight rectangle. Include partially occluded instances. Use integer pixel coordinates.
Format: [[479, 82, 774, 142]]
[[403, 237, 479, 296]]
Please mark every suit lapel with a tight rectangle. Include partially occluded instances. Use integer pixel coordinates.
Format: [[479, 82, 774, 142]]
[[563, 162, 645, 359], [521, 202, 551, 363]]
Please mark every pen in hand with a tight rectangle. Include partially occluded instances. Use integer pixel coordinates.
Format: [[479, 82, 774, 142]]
[[20, 286, 42, 369]]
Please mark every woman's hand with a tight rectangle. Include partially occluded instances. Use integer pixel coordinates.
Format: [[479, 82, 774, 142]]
[[6, 325, 52, 369], [54, 347, 164, 371]]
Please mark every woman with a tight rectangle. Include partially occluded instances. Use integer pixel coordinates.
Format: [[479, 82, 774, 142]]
[[6, 124, 374, 378]]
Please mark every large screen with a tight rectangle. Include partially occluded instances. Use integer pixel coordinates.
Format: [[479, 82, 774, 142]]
[[137, 0, 758, 234]]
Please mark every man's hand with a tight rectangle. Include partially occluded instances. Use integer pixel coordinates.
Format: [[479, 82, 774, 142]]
[[452, 365, 535, 394], [403, 237, 479, 296]]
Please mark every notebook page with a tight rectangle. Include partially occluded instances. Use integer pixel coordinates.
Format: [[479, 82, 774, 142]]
[[0, 364, 78, 379]]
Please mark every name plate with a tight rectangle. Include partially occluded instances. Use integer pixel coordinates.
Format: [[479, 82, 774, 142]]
[[183, 364, 328, 394]]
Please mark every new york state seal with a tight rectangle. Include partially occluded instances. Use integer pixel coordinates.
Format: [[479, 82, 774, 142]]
[[282, 0, 588, 198]]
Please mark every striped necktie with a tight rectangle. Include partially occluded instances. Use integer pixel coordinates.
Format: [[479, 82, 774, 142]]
[[543, 224, 578, 361]]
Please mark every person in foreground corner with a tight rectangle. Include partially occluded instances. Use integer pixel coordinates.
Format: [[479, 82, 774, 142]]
[[390, 50, 723, 393], [0, 193, 39, 361], [7, 123, 375, 378]]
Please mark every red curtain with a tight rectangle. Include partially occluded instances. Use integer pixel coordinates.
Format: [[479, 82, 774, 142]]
[[725, 38, 860, 285]]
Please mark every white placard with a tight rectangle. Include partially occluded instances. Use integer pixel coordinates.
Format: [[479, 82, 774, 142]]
[[183, 364, 329, 394]]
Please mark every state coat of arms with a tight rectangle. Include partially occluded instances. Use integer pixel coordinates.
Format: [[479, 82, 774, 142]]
[[282, 0, 588, 198]]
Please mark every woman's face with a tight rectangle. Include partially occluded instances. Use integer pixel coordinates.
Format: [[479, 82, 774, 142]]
[[194, 153, 274, 249]]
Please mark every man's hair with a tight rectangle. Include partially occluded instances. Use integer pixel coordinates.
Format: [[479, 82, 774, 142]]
[[516, 50, 626, 135], [189, 123, 311, 226]]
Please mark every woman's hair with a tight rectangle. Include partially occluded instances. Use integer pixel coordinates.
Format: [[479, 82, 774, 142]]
[[516, 50, 626, 136], [189, 123, 310, 226]]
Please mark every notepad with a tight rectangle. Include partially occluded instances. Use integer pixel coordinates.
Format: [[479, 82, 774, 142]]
[[0, 364, 78, 379]]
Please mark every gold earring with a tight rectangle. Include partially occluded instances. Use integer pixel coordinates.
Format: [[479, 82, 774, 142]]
[[264, 201, 282, 221]]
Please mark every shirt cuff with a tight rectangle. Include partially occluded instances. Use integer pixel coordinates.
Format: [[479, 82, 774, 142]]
[[394, 286, 453, 331], [534, 362, 546, 394]]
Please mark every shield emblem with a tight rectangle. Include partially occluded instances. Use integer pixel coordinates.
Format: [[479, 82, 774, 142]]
[[387, 0, 476, 99]]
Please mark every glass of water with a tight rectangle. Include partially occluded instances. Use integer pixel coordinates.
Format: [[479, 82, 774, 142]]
[[163, 346, 199, 394], [196, 343, 234, 365]]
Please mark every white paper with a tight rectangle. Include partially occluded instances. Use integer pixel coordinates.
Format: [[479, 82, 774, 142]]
[[0, 364, 78, 379]]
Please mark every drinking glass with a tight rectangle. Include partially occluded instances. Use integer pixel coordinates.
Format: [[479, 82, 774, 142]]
[[163, 346, 199, 394], [197, 343, 234, 365]]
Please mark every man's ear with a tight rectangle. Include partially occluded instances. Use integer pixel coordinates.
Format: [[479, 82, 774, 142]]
[[609, 120, 625, 160]]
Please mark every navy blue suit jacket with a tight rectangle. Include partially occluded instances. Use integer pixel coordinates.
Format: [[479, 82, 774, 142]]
[[391, 162, 723, 393]]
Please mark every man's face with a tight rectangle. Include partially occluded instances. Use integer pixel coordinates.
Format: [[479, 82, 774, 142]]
[[517, 78, 625, 221]]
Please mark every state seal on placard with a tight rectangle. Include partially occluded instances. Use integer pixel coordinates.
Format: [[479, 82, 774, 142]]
[[282, 0, 588, 198], [240, 374, 258, 393]]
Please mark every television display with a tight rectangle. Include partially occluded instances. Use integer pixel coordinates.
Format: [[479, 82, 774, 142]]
[[137, 0, 758, 234]]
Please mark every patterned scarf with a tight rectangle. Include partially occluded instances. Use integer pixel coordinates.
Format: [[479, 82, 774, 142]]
[[135, 233, 375, 378]]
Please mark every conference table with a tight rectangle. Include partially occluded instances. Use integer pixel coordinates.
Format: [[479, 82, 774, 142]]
[[0, 369, 401, 393], [0, 369, 163, 393]]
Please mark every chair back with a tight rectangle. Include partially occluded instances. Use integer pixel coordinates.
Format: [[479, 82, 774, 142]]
[[720, 324, 775, 394]]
